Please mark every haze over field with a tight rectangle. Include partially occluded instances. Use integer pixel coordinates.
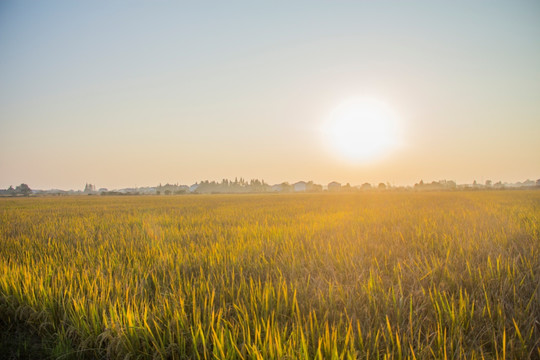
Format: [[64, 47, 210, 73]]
[[1, 1, 539, 189]]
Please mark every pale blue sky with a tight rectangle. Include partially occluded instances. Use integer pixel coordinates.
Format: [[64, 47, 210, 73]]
[[1, 1, 539, 189]]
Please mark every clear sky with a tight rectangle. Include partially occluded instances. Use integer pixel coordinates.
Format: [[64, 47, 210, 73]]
[[1, 1, 539, 190]]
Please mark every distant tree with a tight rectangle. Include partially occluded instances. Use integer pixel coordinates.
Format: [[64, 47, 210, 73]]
[[16, 183, 31, 196], [378, 183, 386, 190], [280, 182, 292, 192]]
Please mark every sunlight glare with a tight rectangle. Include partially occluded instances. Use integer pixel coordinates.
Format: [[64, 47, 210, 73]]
[[323, 97, 401, 163]]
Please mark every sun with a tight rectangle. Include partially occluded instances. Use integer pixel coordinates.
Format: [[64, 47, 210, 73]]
[[323, 97, 400, 163]]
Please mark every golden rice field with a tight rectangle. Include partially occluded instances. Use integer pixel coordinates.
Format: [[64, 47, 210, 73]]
[[0, 192, 539, 359]]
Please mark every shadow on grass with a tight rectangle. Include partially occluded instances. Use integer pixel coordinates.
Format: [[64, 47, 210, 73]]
[[0, 315, 53, 360]]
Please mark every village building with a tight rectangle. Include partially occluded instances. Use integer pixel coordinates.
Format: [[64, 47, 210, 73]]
[[293, 181, 307, 192], [328, 181, 341, 192]]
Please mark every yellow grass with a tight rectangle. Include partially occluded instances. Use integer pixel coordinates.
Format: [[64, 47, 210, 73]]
[[0, 192, 539, 359]]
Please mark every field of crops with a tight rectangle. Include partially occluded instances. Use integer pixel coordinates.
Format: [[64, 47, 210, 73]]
[[0, 192, 539, 359]]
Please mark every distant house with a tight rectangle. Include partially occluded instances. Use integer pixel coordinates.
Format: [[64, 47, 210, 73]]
[[189, 184, 199, 193], [361, 183, 372, 190], [271, 184, 283, 192], [328, 181, 341, 192], [293, 181, 307, 192]]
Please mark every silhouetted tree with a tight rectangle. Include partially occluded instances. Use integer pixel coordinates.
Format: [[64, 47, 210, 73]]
[[16, 183, 31, 196]]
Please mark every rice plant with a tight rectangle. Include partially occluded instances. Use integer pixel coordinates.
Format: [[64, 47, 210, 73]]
[[0, 192, 539, 359]]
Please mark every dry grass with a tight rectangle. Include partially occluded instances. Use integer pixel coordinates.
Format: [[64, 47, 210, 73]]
[[0, 192, 539, 359]]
